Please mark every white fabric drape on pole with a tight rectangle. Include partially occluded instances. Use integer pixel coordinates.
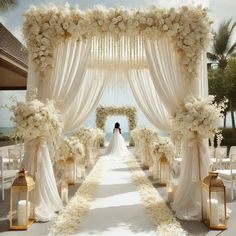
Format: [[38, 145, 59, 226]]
[[128, 69, 171, 131], [63, 69, 108, 132], [144, 37, 210, 220], [24, 39, 97, 221]]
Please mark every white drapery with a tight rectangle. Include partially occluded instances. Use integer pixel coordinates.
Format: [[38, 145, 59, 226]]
[[25, 35, 209, 221], [128, 69, 171, 131], [144, 37, 210, 220], [25, 39, 105, 221]]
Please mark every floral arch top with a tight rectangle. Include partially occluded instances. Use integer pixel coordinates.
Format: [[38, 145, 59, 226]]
[[23, 3, 212, 80], [96, 106, 137, 145]]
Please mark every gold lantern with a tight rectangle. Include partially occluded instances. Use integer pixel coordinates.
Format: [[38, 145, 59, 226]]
[[10, 169, 35, 230], [66, 155, 77, 185], [202, 171, 227, 229], [158, 155, 170, 185]]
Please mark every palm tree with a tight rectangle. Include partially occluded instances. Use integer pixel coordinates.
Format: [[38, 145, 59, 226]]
[[207, 19, 236, 70], [0, 0, 17, 12]]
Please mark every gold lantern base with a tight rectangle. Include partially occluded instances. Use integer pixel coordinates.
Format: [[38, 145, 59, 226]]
[[10, 219, 34, 230], [203, 219, 227, 230]]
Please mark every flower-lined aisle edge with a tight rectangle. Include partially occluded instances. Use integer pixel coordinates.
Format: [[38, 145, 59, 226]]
[[48, 160, 103, 236], [127, 157, 187, 236]]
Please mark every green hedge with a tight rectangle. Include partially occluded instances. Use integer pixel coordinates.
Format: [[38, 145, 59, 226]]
[[0, 135, 10, 141], [221, 128, 236, 148]]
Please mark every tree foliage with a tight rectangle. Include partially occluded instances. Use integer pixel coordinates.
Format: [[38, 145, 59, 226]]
[[207, 19, 236, 70], [0, 0, 17, 12]]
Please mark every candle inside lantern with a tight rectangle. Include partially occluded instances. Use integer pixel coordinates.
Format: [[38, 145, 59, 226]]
[[207, 199, 219, 226], [18, 200, 30, 225], [61, 187, 68, 204], [153, 160, 158, 180], [166, 185, 174, 202], [66, 162, 76, 184]]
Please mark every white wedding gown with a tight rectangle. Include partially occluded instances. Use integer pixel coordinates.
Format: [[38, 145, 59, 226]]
[[104, 128, 131, 157]]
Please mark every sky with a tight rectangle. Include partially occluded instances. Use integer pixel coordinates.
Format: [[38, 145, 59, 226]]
[[0, 0, 236, 131]]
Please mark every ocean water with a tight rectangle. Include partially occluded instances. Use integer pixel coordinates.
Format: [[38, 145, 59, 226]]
[[0, 127, 130, 141], [0, 127, 13, 136]]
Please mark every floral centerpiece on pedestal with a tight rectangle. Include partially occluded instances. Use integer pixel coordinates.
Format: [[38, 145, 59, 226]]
[[59, 137, 84, 163], [57, 136, 85, 183], [151, 137, 176, 183], [151, 137, 176, 164]]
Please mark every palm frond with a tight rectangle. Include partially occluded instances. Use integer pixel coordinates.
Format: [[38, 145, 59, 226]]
[[0, 0, 17, 11], [213, 20, 232, 55], [207, 52, 218, 61], [227, 42, 236, 57]]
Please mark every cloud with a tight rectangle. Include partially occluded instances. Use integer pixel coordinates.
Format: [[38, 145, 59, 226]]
[[0, 15, 7, 25]]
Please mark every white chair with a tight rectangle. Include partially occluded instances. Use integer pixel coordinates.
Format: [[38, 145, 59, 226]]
[[8, 147, 22, 169], [0, 152, 18, 201], [209, 146, 215, 159], [214, 146, 227, 169], [218, 146, 236, 200]]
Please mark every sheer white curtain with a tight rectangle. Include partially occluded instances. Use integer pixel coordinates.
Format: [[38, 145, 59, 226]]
[[63, 69, 108, 131], [144, 37, 210, 220], [128, 69, 171, 131], [24, 39, 97, 221]]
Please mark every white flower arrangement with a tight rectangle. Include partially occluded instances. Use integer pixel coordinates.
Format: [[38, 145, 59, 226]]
[[151, 137, 176, 164], [59, 136, 84, 162], [171, 95, 227, 140], [131, 127, 160, 165], [9, 98, 63, 140], [23, 3, 212, 80], [96, 106, 137, 131]]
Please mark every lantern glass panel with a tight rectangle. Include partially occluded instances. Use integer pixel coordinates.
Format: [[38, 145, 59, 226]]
[[11, 189, 34, 227], [159, 157, 170, 185], [208, 190, 226, 227], [66, 160, 77, 184]]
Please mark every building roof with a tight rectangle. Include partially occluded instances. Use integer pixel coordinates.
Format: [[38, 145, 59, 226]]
[[0, 23, 27, 66], [0, 23, 27, 90]]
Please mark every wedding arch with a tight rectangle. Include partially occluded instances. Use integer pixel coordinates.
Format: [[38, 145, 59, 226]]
[[96, 106, 137, 145], [22, 3, 212, 222]]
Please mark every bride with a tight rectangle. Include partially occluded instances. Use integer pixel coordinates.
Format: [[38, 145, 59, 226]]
[[105, 122, 131, 157]]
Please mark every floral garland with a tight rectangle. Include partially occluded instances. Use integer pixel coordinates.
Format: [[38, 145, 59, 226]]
[[9, 98, 63, 140], [151, 137, 176, 165], [23, 3, 212, 79], [48, 159, 103, 236], [96, 106, 137, 131], [96, 106, 137, 145], [171, 95, 227, 140], [127, 157, 187, 235]]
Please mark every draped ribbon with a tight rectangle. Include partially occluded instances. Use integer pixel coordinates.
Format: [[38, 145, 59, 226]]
[[187, 136, 207, 182]]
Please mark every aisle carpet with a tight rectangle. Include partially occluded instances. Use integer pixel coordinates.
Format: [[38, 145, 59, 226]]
[[49, 155, 185, 235]]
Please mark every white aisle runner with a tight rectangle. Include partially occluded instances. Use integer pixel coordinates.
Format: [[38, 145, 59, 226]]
[[74, 156, 156, 236]]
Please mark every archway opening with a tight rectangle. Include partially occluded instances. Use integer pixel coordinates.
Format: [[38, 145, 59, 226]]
[[105, 115, 129, 145]]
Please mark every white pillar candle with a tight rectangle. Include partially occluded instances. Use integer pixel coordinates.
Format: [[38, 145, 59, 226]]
[[207, 199, 219, 226], [166, 187, 174, 202], [61, 188, 68, 204], [18, 200, 30, 225]]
